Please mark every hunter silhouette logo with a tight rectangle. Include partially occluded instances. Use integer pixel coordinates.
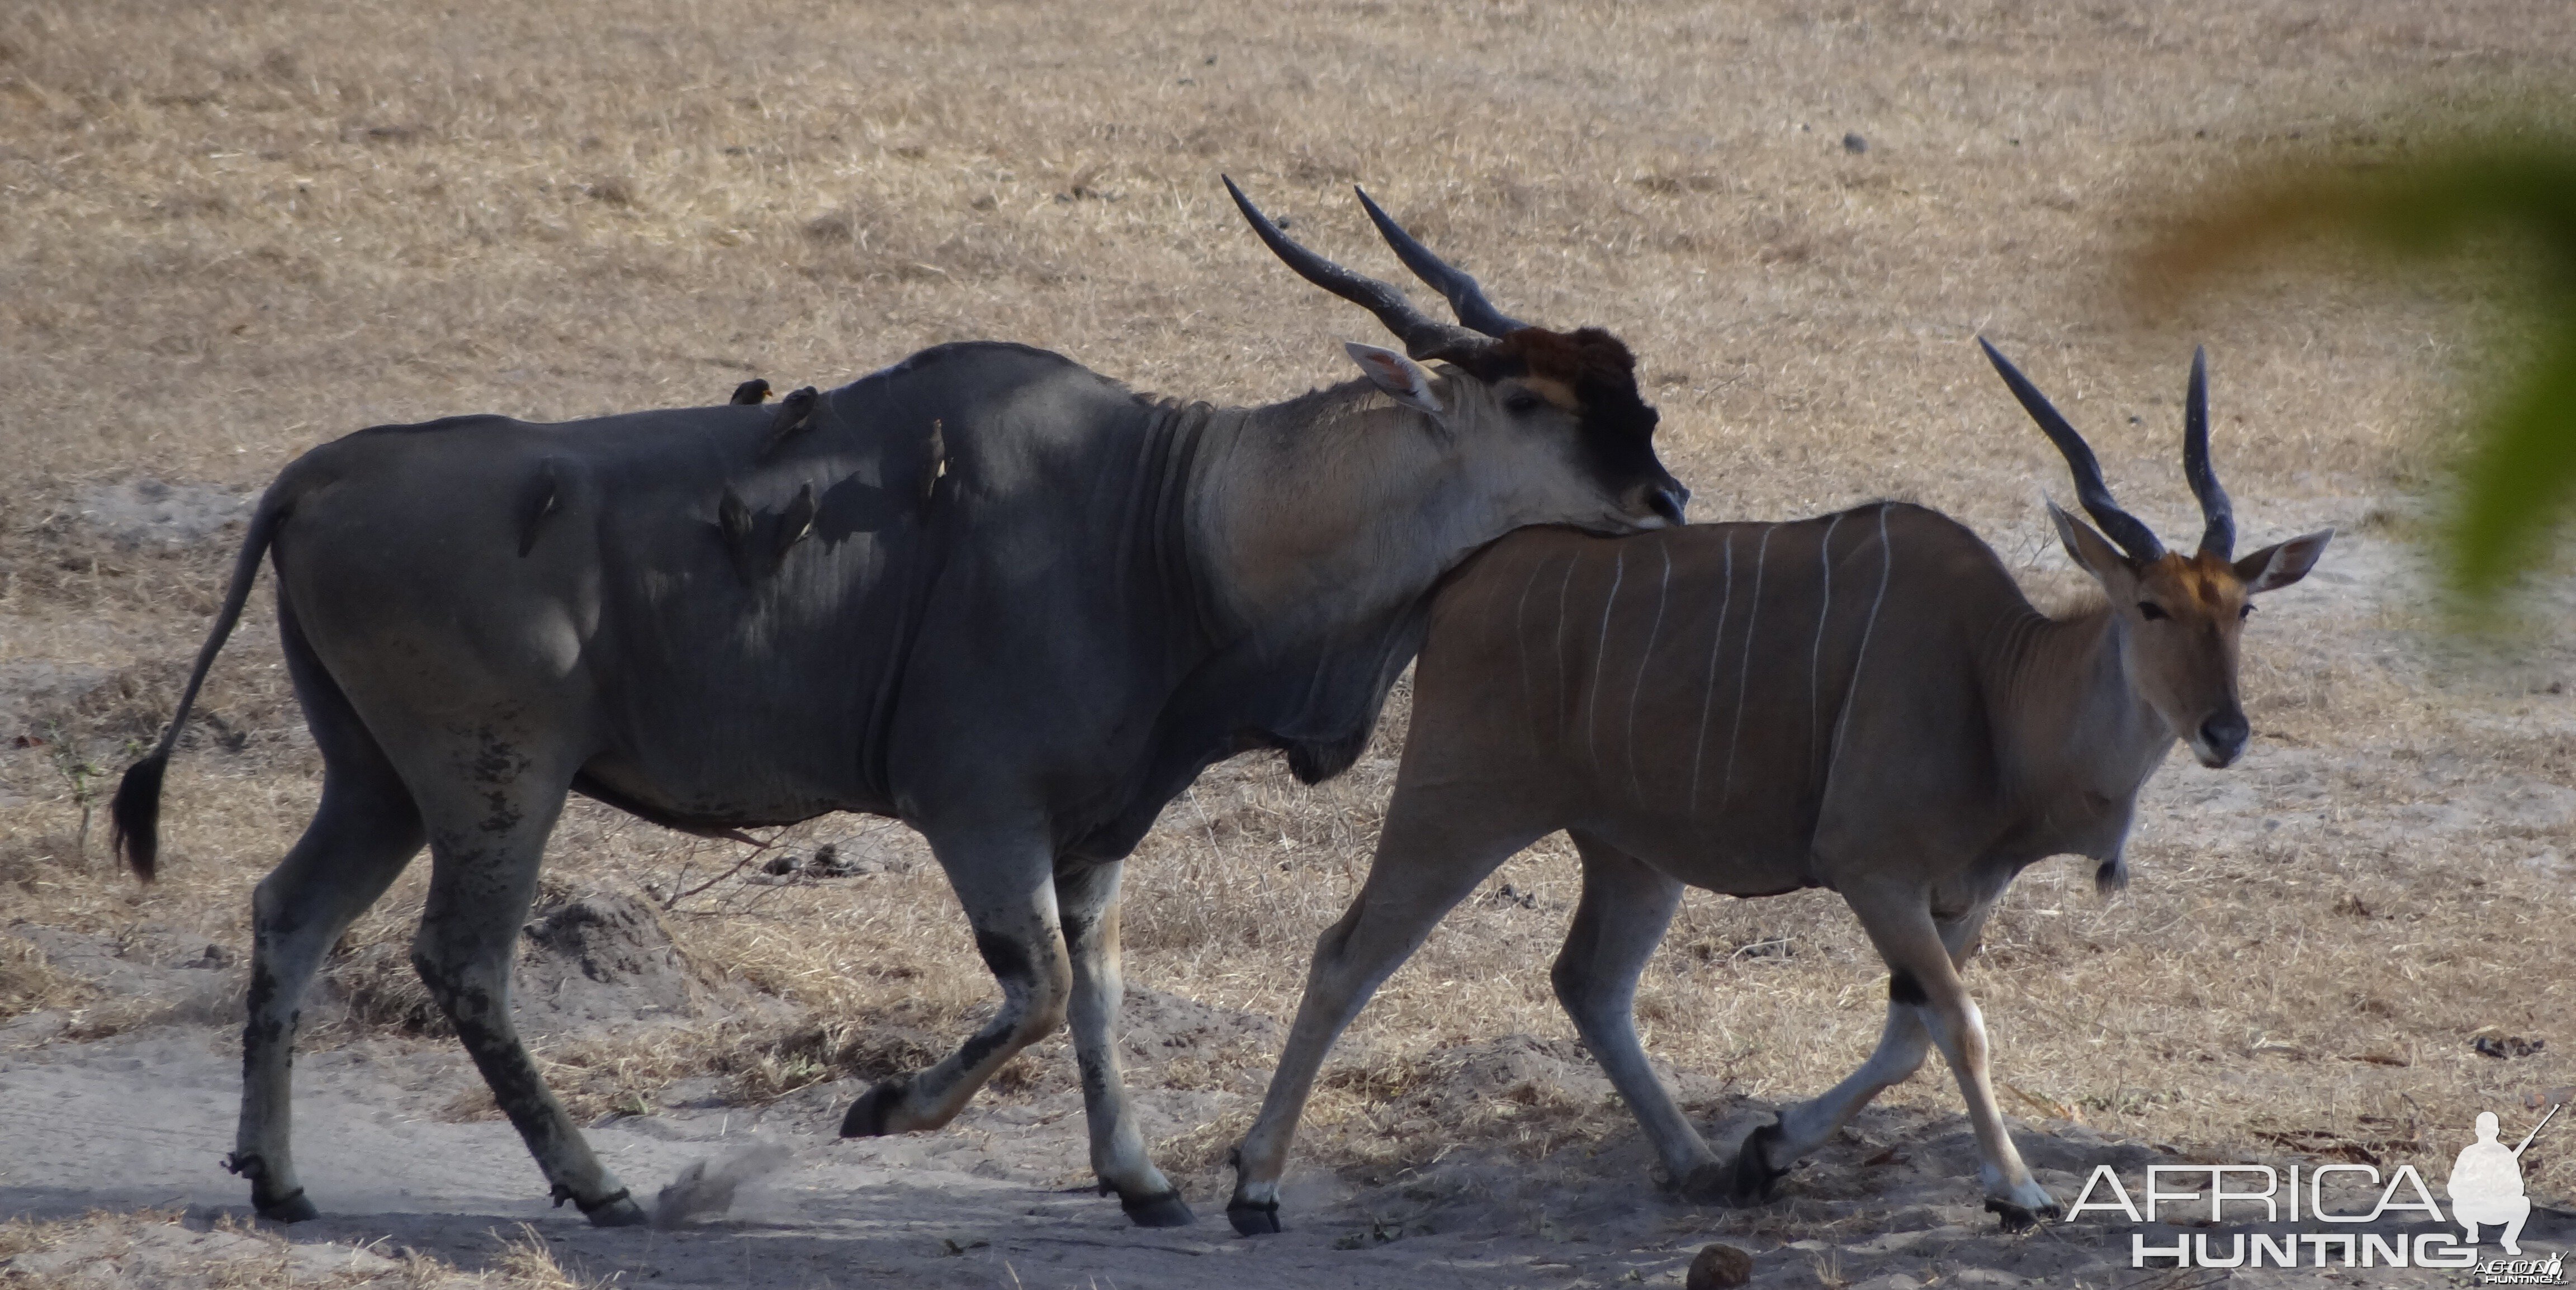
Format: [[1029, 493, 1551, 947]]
[[2451, 1105, 2553, 1255]]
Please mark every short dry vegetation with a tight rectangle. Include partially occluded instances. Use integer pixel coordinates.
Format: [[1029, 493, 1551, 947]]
[[3, 0, 2573, 1235]]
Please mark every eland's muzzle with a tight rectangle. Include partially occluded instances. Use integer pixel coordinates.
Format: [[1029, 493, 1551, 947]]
[[2194, 708, 2250, 767], [1649, 482, 1690, 527]]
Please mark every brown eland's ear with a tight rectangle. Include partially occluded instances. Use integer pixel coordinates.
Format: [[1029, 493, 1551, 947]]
[[2233, 528, 2334, 594], [1344, 342, 1445, 414], [2048, 501, 2138, 586]]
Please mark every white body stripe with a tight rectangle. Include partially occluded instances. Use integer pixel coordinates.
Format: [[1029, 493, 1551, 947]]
[[1626, 543, 1672, 803], [1688, 530, 1738, 814], [1808, 512, 1844, 771], [1513, 552, 1554, 737], [1587, 551, 1625, 771], [1826, 505, 1896, 772], [1719, 525, 1774, 810]]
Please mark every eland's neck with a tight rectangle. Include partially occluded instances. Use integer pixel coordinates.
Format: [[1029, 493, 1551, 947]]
[[1192, 383, 1464, 639], [1990, 605, 2177, 811]]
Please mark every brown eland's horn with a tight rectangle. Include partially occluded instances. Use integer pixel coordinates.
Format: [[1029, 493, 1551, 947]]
[[1352, 186, 1528, 339], [2181, 346, 2234, 559], [1978, 338, 2166, 562], [1223, 177, 1497, 367]]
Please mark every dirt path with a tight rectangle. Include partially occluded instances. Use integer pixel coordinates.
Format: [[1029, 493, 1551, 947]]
[[5, 1013, 2568, 1288]]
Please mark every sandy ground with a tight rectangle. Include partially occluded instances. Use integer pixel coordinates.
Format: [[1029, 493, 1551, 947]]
[[2, 973, 2568, 1288]]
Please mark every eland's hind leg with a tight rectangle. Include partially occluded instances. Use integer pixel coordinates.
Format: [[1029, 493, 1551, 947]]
[[236, 773, 422, 1220], [406, 751, 647, 1226], [234, 604, 425, 1221], [1554, 834, 1712, 1197], [1225, 791, 1550, 1235]]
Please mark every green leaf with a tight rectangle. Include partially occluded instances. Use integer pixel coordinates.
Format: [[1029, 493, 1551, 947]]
[[2449, 326, 2576, 599], [2145, 130, 2576, 613]]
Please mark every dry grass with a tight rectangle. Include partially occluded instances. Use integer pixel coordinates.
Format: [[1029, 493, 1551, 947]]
[[486, 1224, 611, 1290], [0, 1208, 495, 1288], [4, 0, 2574, 1233]]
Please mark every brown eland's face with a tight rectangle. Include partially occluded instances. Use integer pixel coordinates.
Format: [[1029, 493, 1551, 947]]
[[2121, 553, 2256, 769], [2052, 505, 2333, 769]]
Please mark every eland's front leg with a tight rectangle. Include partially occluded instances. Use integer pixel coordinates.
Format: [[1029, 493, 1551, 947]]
[[1832, 885, 2054, 1227], [840, 820, 1073, 1142], [1055, 859, 1191, 1226], [1727, 993, 1932, 1203], [1727, 903, 1999, 1202]]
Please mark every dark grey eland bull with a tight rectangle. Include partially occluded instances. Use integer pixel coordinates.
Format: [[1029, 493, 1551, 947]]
[[111, 179, 1687, 1229], [1223, 342, 2333, 1234]]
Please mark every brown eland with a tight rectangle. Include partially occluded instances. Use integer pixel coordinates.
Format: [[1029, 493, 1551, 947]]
[[110, 179, 1685, 1230], [1224, 340, 2332, 1234]]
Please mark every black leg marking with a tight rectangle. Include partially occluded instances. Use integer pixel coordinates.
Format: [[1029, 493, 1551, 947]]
[[1729, 1121, 1791, 1203], [1888, 969, 1929, 1007], [553, 1181, 647, 1227], [579, 1187, 647, 1227], [840, 1075, 913, 1138], [973, 929, 1034, 983], [226, 1151, 319, 1222], [950, 1025, 1012, 1076], [256, 1187, 316, 1223]]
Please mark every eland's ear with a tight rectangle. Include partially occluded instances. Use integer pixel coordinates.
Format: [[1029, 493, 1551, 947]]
[[1344, 342, 1443, 414], [2048, 501, 2138, 586], [2234, 528, 2334, 594]]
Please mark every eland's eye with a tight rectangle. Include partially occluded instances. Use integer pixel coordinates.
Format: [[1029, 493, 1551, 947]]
[[2137, 601, 2168, 622], [1503, 390, 1543, 415], [2239, 603, 2255, 620]]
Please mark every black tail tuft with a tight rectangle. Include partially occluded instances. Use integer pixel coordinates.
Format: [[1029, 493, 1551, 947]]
[[111, 748, 171, 883]]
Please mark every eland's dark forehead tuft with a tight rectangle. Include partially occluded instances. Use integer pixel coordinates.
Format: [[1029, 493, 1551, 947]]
[[1495, 326, 1639, 387], [1493, 326, 1663, 490]]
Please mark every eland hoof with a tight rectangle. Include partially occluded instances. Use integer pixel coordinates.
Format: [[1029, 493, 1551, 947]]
[[1984, 1197, 2060, 1232], [1727, 1122, 1791, 1203], [1227, 1199, 1284, 1236], [839, 1078, 910, 1138], [1678, 1161, 1732, 1204], [254, 1188, 319, 1224], [1119, 1188, 1196, 1227], [584, 1193, 652, 1228]]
